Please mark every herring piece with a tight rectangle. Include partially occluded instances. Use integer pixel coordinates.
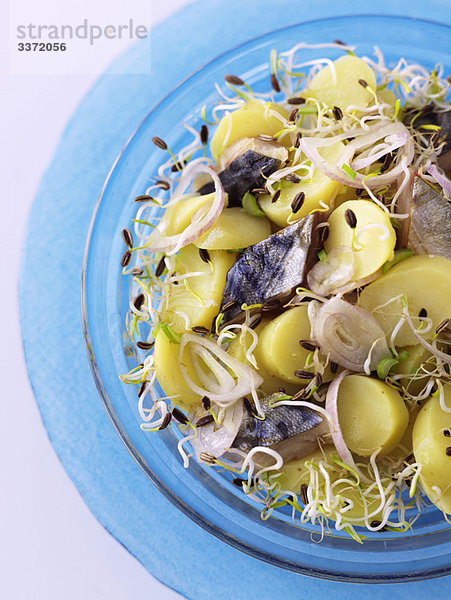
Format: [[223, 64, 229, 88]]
[[198, 138, 288, 207], [232, 393, 329, 463], [438, 150, 451, 178], [395, 169, 415, 250], [408, 177, 451, 260], [216, 137, 288, 172], [404, 106, 451, 176], [436, 109, 451, 153], [220, 213, 323, 321], [404, 106, 451, 153]]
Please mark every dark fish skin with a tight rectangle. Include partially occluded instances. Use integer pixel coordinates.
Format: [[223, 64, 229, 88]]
[[436, 110, 451, 153], [220, 213, 323, 321], [404, 107, 451, 176], [198, 149, 281, 207], [408, 177, 451, 260], [404, 107, 451, 153], [395, 169, 415, 249], [234, 394, 323, 448], [438, 150, 451, 178], [232, 393, 329, 463]]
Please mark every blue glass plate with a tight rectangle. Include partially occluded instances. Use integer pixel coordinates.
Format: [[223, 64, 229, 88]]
[[82, 15, 451, 582]]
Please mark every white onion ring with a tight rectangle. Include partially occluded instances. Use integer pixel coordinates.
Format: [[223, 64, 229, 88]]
[[312, 297, 391, 371], [394, 168, 415, 248], [325, 370, 368, 482], [350, 132, 408, 171], [333, 269, 382, 297], [301, 121, 414, 188], [307, 246, 356, 296], [144, 163, 225, 255], [403, 313, 451, 364], [190, 400, 244, 460], [427, 164, 451, 197], [178, 333, 263, 406]]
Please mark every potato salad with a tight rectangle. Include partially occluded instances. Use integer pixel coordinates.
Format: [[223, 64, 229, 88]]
[[120, 41, 451, 542]]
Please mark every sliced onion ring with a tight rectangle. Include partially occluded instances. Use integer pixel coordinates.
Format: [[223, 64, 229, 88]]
[[427, 164, 451, 198], [307, 246, 356, 296], [350, 132, 408, 171], [403, 312, 451, 364], [334, 269, 381, 297], [395, 168, 415, 248], [178, 333, 263, 406], [312, 297, 391, 371], [190, 400, 243, 460], [301, 121, 414, 188], [325, 369, 369, 482], [145, 163, 225, 255]]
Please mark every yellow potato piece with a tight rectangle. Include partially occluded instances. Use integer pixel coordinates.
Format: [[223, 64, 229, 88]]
[[301, 55, 377, 111], [390, 404, 420, 460], [413, 386, 451, 514], [164, 244, 235, 332], [279, 448, 383, 521], [194, 207, 271, 250], [161, 192, 227, 237], [279, 448, 331, 492], [325, 200, 396, 281], [359, 255, 451, 347], [333, 185, 360, 206], [259, 142, 345, 227], [332, 482, 384, 522], [377, 88, 397, 107], [227, 321, 299, 396], [153, 329, 201, 410], [377, 88, 397, 116], [337, 375, 408, 457], [210, 100, 288, 160], [256, 306, 332, 384], [393, 345, 434, 396], [256, 368, 300, 397]]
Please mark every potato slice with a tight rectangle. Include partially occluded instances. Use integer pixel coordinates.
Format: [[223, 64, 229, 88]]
[[210, 100, 288, 160], [280, 448, 383, 521], [332, 482, 384, 522], [279, 448, 330, 493], [393, 345, 434, 395], [259, 142, 345, 227], [377, 88, 397, 116], [194, 207, 271, 250], [160, 192, 226, 237], [227, 320, 300, 396], [390, 404, 421, 460], [337, 375, 408, 456], [164, 244, 235, 332], [256, 306, 332, 384], [153, 329, 201, 410], [256, 367, 300, 397], [359, 255, 451, 347], [333, 184, 360, 206], [324, 200, 396, 281], [301, 55, 377, 111], [412, 386, 451, 513]]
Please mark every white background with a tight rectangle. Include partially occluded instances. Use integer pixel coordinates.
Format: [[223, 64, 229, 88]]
[[1, 1, 196, 598], [9, 0, 152, 74]]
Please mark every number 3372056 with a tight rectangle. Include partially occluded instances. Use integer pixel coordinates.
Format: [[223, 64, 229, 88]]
[[18, 42, 67, 51]]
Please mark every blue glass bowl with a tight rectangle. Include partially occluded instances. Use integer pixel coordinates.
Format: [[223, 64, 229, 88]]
[[82, 15, 451, 582]]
